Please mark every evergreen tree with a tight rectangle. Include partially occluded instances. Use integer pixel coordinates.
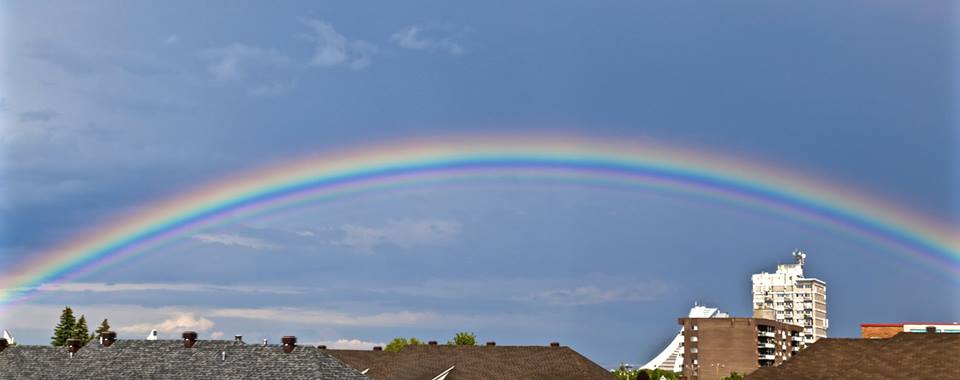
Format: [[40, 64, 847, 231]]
[[92, 319, 111, 342], [73, 315, 91, 345], [51, 306, 77, 346]]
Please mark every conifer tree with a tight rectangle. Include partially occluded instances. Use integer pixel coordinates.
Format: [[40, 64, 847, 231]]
[[51, 306, 77, 346], [73, 315, 91, 345], [93, 319, 111, 342]]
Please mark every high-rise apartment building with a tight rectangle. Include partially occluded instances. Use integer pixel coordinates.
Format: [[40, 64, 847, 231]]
[[751, 250, 827, 343]]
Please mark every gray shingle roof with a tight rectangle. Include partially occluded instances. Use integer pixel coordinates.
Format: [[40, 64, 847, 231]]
[[0, 340, 369, 380]]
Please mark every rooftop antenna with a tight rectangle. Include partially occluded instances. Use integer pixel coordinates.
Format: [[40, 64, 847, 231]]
[[146, 329, 159, 341], [792, 249, 806, 267]]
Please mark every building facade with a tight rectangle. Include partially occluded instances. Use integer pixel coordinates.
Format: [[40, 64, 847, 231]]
[[641, 304, 729, 372], [678, 317, 804, 380], [751, 250, 827, 343]]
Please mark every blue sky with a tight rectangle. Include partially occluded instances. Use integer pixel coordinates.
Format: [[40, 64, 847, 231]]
[[0, 0, 956, 368]]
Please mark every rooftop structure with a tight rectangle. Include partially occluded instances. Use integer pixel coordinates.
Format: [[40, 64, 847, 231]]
[[0, 332, 367, 380], [751, 249, 827, 343], [324, 341, 616, 380], [678, 316, 804, 380], [860, 322, 960, 339], [745, 332, 960, 379], [641, 304, 729, 372]]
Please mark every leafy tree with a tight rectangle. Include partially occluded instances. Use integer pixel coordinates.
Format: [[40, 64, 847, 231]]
[[51, 306, 77, 346], [93, 319, 111, 342], [385, 337, 423, 352], [612, 364, 637, 380], [721, 372, 744, 380], [73, 315, 91, 345], [637, 370, 651, 380], [448, 331, 476, 346]]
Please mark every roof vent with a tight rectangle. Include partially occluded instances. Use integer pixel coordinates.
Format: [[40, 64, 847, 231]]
[[486, 341, 496, 346], [0, 338, 8, 353], [262, 338, 268, 347], [549, 342, 560, 347], [67, 339, 82, 355], [100, 331, 117, 347], [926, 326, 937, 333], [373, 346, 383, 351], [317, 345, 327, 350], [281, 336, 297, 353], [182, 331, 198, 348], [428, 341, 438, 345], [234, 335, 243, 343]]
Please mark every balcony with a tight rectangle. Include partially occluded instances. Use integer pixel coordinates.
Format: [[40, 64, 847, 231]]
[[758, 342, 775, 348], [758, 354, 776, 360], [758, 331, 776, 337]]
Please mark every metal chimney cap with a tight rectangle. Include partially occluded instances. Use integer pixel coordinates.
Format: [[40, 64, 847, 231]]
[[372, 346, 383, 351], [549, 342, 560, 347], [485, 341, 496, 346], [66, 339, 83, 353], [427, 341, 438, 345]]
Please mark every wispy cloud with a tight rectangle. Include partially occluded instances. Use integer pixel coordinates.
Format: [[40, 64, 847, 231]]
[[208, 308, 436, 327], [31, 282, 307, 295], [192, 233, 278, 250], [390, 25, 465, 55], [18, 109, 59, 123], [300, 19, 378, 70], [526, 283, 670, 306], [162, 34, 179, 45], [200, 43, 292, 81], [333, 219, 462, 251]]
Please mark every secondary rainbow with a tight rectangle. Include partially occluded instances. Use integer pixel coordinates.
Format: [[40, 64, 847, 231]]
[[1, 135, 957, 308]]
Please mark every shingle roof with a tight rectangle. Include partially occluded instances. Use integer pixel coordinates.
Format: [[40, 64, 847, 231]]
[[325, 344, 618, 380], [745, 332, 960, 380], [0, 339, 368, 380]]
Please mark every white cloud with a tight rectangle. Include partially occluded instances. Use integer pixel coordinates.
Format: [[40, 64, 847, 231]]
[[117, 312, 215, 335], [210, 331, 225, 339], [246, 81, 292, 97], [334, 219, 462, 251], [390, 25, 465, 55], [192, 233, 278, 250], [527, 283, 670, 306], [314, 338, 385, 350], [300, 19, 378, 70], [162, 34, 179, 45], [200, 43, 292, 81], [29, 282, 306, 295]]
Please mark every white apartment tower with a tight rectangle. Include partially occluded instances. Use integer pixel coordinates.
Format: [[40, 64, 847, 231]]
[[751, 250, 827, 344]]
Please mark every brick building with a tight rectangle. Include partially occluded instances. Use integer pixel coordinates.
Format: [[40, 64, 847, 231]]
[[861, 322, 960, 339], [678, 316, 804, 380]]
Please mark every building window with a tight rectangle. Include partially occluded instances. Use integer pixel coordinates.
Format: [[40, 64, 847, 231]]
[[691, 348, 698, 353], [693, 325, 698, 331]]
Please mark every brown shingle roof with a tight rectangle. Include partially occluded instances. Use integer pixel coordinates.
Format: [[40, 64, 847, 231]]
[[325, 344, 617, 380], [745, 332, 960, 380]]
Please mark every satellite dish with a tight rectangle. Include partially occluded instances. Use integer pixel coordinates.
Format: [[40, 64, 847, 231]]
[[146, 329, 159, 341]]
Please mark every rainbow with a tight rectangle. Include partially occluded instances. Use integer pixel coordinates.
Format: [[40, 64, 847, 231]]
[[1, 135, 957, 309]]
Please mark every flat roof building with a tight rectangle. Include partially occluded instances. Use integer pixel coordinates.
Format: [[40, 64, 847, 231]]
[[678, 316, 804, 380], [861, 322, 960, 339], [751, 249, 827, 344]]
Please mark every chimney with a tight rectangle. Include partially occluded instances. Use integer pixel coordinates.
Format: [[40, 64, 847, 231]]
[[926, 326, 937, 333], [67, 339, 82, 354], [100, 331, 117, 347], [486, 341, 496, 346], [281, 336, 297, 353], [428, 341, 438, 345], [234, 335, 243, 343], [182, 331, 198, 348], [317, 345, 327, 350], [372, 346, 383, 351], [0, 338, 7, 353], [549, 342, 560, 347]]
